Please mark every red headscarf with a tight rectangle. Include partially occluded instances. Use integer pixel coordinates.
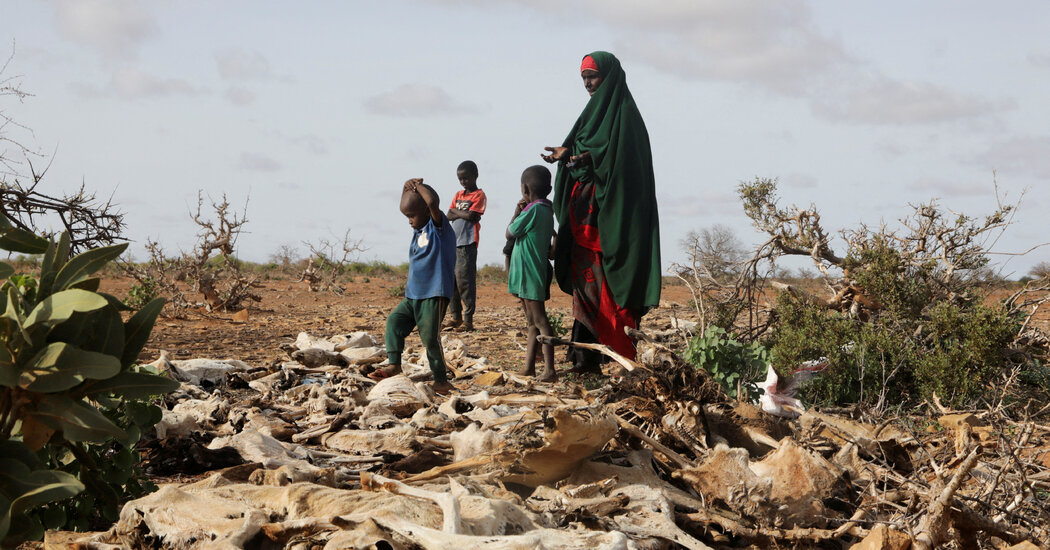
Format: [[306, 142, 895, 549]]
[[580, 55, 599, 73]]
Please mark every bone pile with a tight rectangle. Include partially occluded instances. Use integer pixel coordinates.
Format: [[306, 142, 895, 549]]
[[58, 330, 1049, 549]]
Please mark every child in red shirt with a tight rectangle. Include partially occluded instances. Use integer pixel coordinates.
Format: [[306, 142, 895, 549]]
[[446, 160, 487, 332]]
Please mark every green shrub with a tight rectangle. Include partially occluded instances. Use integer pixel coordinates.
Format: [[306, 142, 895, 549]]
[[684, 325, 769, 401], [769, 292, 1021, 408], [0, 221, 179, 545], [387, 282, 406, 298], [477, 263, 507, 283], [547, 311, 568, 339], [124, 276, 159, 310]]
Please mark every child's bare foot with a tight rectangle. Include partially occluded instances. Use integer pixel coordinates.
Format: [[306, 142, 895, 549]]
[[519, 364, 536, 376], [431, 381, 456, 396], [368, 364, 402, 381], [444, 318, 462, 329], [461, 322, 475, 332], [535, 369, 558, 383]]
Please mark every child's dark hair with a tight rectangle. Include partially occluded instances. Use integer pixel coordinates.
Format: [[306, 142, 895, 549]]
[[457, 160, 478, 177], [521, 165, 552, 197]]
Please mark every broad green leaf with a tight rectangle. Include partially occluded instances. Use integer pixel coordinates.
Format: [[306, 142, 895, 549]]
[[0, 346, 15, 387], [48, 306, 124, 358], [0, 494, 10, 542], [99, 292, 133, 312], [121, 297, 164, 369], [69, 277, 101, 292], [36, 233, 69, 298], [38, 240, 57, 286], [79, 371, 179, 399], [29, 395, 125, 443], [24, 289, 108, 329], [0, 458, 84, 512], [53, 243, 128, 291], [0, 225, 50, 255], [19, 343, 121, 393], [0, 262, 13, 280], [3, 287, 31, 345], [52, 232, 70, 273]]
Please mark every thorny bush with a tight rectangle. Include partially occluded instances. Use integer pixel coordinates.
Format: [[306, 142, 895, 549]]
[[732, 178, 1047, 410]]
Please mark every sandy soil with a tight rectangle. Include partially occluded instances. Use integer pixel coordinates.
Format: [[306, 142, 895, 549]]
[[100, 275, 698, 371]]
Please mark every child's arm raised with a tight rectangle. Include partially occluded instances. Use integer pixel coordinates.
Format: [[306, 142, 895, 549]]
[[411, 181, 444, 226]]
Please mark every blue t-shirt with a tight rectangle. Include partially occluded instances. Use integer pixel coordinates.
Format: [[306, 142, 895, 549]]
[[406, 213, 456, 300]]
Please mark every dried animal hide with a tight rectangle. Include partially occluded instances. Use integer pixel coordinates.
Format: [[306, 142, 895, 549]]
[[154, 356, 252, 387], [450, 422, 502, 461], [322, 424, 419, 456], [677, 439, 843, 527], [209, 428, 323, 480], [155, 396, 230, 438], [490, 407, 617, 487], [79, 472, 636, 550], [290, 347, 348, 368], [366, 374, 435, 416]]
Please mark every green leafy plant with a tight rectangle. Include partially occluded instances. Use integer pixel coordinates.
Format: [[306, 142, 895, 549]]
[[547, 311, 568, 339], [0, 218, 179, 545], [684, 325, 769, 402], [388, 282, 406, 298], [124, 276, 159, 310]]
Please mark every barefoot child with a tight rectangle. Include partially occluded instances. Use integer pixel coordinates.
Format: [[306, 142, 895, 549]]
[[446, 160, 487, 332], [370, 179, 457, 395], [506, 166, 556, 381]]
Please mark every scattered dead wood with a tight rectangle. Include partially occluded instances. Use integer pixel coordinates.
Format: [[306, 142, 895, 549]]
[[53, 326, 1050, 549]]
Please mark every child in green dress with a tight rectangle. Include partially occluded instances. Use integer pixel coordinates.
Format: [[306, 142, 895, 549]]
[[506, 166, 556, 381]]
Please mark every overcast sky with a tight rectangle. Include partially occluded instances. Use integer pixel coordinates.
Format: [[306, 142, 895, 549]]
[[2, 1, 1048, 277]]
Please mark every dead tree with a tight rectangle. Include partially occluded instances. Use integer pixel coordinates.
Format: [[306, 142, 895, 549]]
[[299, 229, 367, 293], [737, 177, 1037, 321], [125, 192, 259, 316], [671, 224, 776, 340], [1, 47, 125, 253]]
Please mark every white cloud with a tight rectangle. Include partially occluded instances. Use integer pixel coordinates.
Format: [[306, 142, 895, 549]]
[[224, 86, 256, 106], [1029, 53, 1050, 69], [976, 136, 1050, 179], [45, 0, 157, 59], [812, 76, 1004, 125], [364, 84, 476, 117], [660, 190, 737, 217], [238, 152, 282, 172], [72, 67, 201, 99], [437, 0, 1002, 126], [291, 134, 329, 155], [782, 173, 818, 189], [914, 177, 992, 198], [215, 49, 273, 80], [612, 1, 851, 95]]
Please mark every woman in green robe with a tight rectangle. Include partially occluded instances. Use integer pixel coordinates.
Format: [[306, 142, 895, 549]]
[[541, 51, 661, 370]]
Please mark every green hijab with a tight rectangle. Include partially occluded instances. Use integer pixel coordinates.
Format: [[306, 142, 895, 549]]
[[552, 51, 662, 312]]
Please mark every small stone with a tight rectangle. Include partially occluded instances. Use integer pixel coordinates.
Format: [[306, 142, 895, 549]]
[[474, 371, 506, 387], [849, 524, 912, 550]]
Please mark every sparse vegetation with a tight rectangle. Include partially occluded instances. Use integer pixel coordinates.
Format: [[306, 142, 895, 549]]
[[729, 177, 1048, 410], [684, 325, 768, 402], [0, 225, 178, 545]]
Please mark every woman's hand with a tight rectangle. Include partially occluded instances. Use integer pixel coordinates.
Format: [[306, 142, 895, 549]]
[[541, 146, 569, 163], [568, 151, 592, 167]]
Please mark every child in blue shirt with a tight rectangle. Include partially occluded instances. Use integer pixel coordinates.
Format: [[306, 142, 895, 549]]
[[370, 178, 457, 395]]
